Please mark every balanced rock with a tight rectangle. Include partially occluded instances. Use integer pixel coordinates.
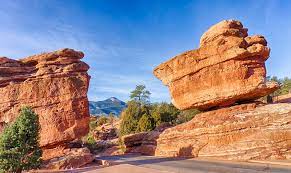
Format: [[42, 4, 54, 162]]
[[154, 20, 279, 110], [154, 103, 291, 160], [0, 48, 90, 160]]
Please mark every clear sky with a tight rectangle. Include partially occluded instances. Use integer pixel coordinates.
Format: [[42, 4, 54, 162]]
[[0, 0, 290, 102]]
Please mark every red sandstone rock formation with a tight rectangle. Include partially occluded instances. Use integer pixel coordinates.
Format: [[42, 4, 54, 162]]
[[154, 20, 279, 110], [43, 148, 94, 169], [0, 48, 90, 160], [132, 20, 291, 161], [154, 103, 291, 160], [122, 123, 172, 155], [124, 103, 291, 160]]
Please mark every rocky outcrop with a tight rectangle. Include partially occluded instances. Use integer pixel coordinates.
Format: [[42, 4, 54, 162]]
[[93, 120, 120, 141], [147, 20, 290, 161], [125, 103, 291, 160], [123, 123, 172, 155], [0, 48, 90, 160], [153, 20, 278, 110], [42, 148, 94, 170], [154, 103, 291, 160]]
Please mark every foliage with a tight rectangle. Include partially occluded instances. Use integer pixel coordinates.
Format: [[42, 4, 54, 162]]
[[120, 84, 202, 136], [266, 76, 291, 102], [84, 115, 118, 154], [130, 85, 151, 104], [97, 115, 108, 126], [136, 113, 155, 133], [151, 102, 180, 126], [0, 107, 42, 173], [279, 77, 291, 95], [175, 109, 200, 124], [119, 101, 141, 136], [89, 118, 98, 130], [120, 101, 199, 136], [82, 132, 107, 154]]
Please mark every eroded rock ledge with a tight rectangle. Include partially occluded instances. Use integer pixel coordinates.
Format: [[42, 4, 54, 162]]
[[0, 48, 91, 161], [154, 103, 291, 160]]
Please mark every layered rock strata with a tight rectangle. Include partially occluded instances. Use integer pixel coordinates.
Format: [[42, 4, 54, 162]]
[[154, 103, 291, 160], [144, 20, 291, 161], [0, 48, 90, 160], [124, 103, 291, 160], [154, 20, 278, 110]]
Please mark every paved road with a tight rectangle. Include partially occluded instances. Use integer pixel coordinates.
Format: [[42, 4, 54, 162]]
[[96, 154, 291, 173]]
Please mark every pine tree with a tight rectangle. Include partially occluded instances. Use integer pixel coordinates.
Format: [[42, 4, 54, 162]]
[[130, 85, 151, 104], [0, 107, 42, 173], [119, 101, 140, 136], [136, 113, 155, 132]]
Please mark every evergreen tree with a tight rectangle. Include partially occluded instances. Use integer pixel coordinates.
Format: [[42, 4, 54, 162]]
[[0, 107, 42, 173], [136, 113, 155, 132], [267, 76, 291, 96], [175, 109, 200, 124], [130, 85, 151, 104], [151, 103, 180, 126], [119, 101, 141, 136]]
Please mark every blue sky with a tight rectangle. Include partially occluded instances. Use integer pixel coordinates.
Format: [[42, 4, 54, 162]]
[[0, 0, 290, 102]]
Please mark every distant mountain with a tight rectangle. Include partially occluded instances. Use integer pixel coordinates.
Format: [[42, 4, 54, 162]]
[[89, 97, 127, 116]]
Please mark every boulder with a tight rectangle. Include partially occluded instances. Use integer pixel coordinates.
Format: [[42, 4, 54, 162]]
[[122, 132, 158, 155], [153, 20, 279, 110], [122, 132, 148, 151], [123, 123, 172, 155], [0, 48, 90, 160], [154, 103, 291, 160], [42, 147, 95, 170]]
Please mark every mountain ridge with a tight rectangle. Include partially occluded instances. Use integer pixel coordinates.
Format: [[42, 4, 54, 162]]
[[89, 97, 127, 116]]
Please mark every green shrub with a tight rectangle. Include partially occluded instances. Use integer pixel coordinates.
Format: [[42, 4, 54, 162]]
[[97, 116, 108, 126], [267, 76, 291, 96], [83, 132, 99, 153], [136, 113, 155, 132], [151, 103, 180, 126], [0, 107, 42, 173], [130, 85, 151, 104], [175, 109, 200, 124], [120, 85, 202, 137], [89, 118, 98, 130], [119, 101, 141, 136]]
